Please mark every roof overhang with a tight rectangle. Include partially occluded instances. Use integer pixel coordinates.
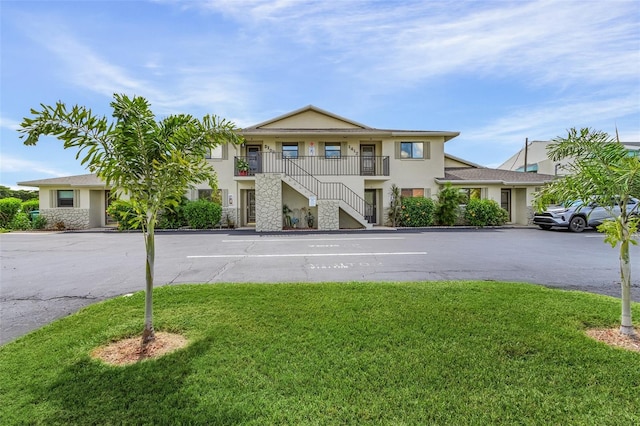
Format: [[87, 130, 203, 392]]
[[435, 178, 551, 186], [390, 131, 460, 142], [17, 174, 109, 189]]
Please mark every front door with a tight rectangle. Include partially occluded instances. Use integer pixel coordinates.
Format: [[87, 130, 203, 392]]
[[364, 189, 377, 224], [247, 146, 261, 174], [246, 190, 256, 224], [361, 145, 375, 175], [501, 189, 511, 222]]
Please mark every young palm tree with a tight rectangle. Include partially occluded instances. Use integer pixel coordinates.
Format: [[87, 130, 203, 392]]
[[536, 128, 640, 336], [20, 94, 243, 344]]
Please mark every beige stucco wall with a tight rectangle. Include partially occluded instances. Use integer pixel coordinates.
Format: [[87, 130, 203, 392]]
[[206, 135, 450, 229], [261, 110, 360, 129], [35, 186, 107, 229]]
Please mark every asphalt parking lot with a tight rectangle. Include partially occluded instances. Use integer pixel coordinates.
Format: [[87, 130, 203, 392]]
[[2, 227, 639, 345]]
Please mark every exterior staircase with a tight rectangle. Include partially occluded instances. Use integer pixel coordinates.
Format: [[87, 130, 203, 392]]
[[282, 158, 374, 229]]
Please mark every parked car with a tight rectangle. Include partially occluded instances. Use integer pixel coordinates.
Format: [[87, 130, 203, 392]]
[[533, 197, 639, 232]]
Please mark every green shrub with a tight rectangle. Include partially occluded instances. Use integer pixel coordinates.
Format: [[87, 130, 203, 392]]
[[183, 200, 222, 229], [106, 200, 141, 230], [158, 196, 189, 229], [0, 197, 23, 228], [435, 183, 463, 226], [32, 215, 47, 230], [399, 197, 435, 227], [10, 212, 32, 230], [464, 199, 509, 227], [20, 199, 39, 215]]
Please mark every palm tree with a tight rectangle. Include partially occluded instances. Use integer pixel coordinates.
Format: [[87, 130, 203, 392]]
[[535, 128, 639, 336], [20, 94, 243, 344]]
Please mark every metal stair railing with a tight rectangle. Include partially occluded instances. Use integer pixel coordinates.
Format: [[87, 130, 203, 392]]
[[284, 158, 374, 223]]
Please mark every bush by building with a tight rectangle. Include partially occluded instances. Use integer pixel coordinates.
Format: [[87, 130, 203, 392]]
[[399, 197, 436, 227], [463, 198, 508, 227]]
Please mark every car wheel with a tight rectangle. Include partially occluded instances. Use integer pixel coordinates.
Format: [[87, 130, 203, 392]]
[[569, 216, 587, 233], [538, 225, 552, 230]]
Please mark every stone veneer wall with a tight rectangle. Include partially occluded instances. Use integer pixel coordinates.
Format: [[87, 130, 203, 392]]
[[41, 208, 91, 230], [255, 173, 283, 232], [220, 207, 238, 228], [318, 200, 339, 231], [526, 206, 535, 225]]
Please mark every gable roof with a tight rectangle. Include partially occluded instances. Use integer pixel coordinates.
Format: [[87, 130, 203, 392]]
[[444, 153, 483, 168], [18, 173, 108, 188], [437, 168, 556, 185], [241, 105, 460, 141], [244, 105, 371, 130]]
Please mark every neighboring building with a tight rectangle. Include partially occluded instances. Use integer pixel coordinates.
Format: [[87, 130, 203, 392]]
[[17, 174, 113, 230], [499, 140, 640, 176], [19, 105, 556, 231]]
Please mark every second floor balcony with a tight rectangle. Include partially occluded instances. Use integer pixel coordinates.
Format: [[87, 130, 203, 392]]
[[234, 151, 390, 177]]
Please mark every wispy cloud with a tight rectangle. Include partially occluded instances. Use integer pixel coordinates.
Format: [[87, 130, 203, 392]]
[[180, 0, 638, 89], [0, 154, 71, 178], [0, 116, 21, 131], [18, 14, 253, 118], [11, 1, 639, 140], [463, 93, 640, 147]]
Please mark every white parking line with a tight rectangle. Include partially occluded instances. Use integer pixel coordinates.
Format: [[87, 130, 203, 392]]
[[188, 252, 426, 258], [221, 237, 405, 243]]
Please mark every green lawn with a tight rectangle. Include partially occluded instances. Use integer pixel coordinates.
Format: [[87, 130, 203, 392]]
[[1, 281, 638, 425]]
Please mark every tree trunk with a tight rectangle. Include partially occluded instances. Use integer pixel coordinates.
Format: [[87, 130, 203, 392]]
[[142, 213, 156, 345], [619, 220, 636, 336]]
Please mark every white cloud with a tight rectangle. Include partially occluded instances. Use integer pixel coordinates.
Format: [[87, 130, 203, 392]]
[[17, 14, 253, 118], [175, 0, 638, 91], [11, 1, 639, 141], [462, 93, 640, 148], [0, 116, 21, 131], [0, 153, 70, 178]]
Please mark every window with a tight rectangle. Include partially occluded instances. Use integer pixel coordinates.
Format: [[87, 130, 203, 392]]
[[206, 145, 224, 159], [400, 142, 424, 159], [57, 190, 74, 207], [198, 189, 213, 200], [459, 188, 482, 204], [401, 188, 424, 198], [324, 143, 341, 159], [282, 143, 298, 159]]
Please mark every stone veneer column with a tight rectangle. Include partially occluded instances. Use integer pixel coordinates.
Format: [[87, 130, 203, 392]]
[[255, 174, 283, 232], [317, 200, 339, 231]]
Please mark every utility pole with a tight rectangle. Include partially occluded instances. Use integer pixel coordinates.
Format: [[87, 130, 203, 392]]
[[523, 137, 529, 172]]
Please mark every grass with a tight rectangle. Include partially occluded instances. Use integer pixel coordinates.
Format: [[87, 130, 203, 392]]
[[1, 281, 638, 425]]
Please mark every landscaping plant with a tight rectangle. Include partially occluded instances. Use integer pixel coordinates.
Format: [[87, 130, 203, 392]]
[[464, 198, 508, 227], [535, 127, 640, 336], [400, 196, 436, 227], [19, 94, 243, 344], [435, 183, 463, 226], [0, 197, 22, 228], [183, 199, 222, 229]]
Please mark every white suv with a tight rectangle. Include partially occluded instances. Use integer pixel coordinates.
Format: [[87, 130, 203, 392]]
[[533, 198, 639, 232]]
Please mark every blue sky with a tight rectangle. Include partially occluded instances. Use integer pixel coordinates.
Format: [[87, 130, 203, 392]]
[[1, 0, 639, 189]]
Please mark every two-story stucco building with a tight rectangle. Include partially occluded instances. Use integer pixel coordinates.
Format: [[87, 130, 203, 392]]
[[19, 105, 556, 231]]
